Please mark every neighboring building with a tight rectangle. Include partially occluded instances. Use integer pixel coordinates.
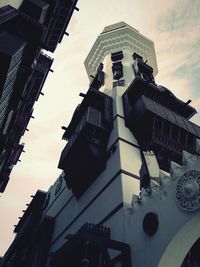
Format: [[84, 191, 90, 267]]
[[0, 0, 78, 192], [1, 22, 200, 267], [1, 190, 54, 267]]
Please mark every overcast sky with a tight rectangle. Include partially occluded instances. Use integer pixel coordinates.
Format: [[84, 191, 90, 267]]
[[0, 0, 200, 256]]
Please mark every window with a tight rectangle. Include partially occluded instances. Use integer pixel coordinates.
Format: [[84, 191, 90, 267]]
[[111, 50, 123, 61], [112, 61, 123, 80], [113, 79, 125, 88]]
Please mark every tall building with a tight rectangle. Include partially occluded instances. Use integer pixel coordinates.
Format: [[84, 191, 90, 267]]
[[1, 22, 200, 267], [0, 0, 78, 192]]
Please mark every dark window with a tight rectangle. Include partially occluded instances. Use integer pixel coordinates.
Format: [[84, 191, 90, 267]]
[[113, 79, 125, 88], [132, 53, 154, 83], [132, 52, 143, 61], [89, 63, 104, 90], [111, 50, 123, 61], [112, 61, 123, 80], [143, 212, 159, 236]]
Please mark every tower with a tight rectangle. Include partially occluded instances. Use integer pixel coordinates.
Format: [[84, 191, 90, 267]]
[[2, 22, 200, 267]]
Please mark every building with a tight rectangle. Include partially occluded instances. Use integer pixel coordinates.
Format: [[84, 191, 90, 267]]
[[1, 22, 200, 267], [0, 0, 78, 192]]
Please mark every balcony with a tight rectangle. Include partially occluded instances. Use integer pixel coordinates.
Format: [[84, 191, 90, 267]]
[[42, 0, 78, 52], [123, 77, 196, 120], [58, 106, 112, 198], [123, 94, 200, 170], [14, 190, 47, 234]]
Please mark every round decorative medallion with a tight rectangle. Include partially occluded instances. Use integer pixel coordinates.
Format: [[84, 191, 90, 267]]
[[176, 170, 200, 211]]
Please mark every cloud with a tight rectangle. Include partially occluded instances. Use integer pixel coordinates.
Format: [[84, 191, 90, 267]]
[[157, 0, 200, 33], [152, 0, 200, 110]]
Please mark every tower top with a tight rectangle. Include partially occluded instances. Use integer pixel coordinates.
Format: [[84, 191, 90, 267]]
[[101, 21, 139, 34], [84, 22, 158, 80]]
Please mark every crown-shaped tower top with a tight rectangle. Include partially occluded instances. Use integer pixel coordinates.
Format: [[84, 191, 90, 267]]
[[84, 22, 158, 81]]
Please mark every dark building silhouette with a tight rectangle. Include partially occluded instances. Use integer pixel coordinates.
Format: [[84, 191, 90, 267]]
[[0, 0, 78, 193], [2, 190, 55, 267]]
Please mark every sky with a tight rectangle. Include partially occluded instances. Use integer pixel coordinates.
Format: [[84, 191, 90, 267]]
[[0, 0, 200, 256]]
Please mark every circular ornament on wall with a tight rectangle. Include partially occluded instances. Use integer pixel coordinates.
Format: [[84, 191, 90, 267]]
[[176, 170, 200, 212]]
